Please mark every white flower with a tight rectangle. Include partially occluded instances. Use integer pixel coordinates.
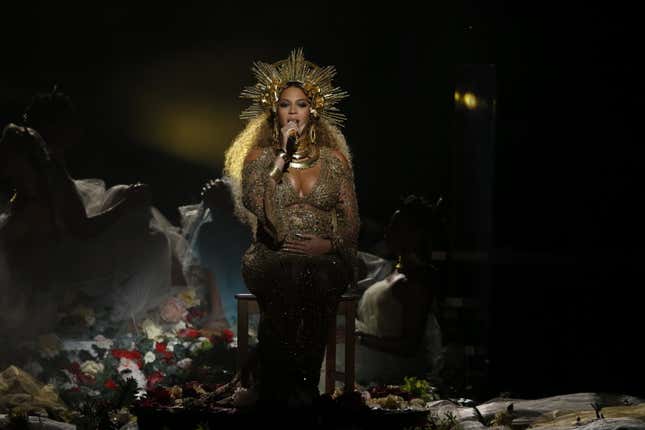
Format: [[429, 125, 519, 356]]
[[93, 335, 114, 350], [166, 340, 180, 352], [117, 358, 147, 389], [226, 342, 234, 351], [144, 351, 156, 364], [141, 319, 163, 340], [361, 390, 371, 402], [177, 358, 192, 369], [172, 320, 187, 333], [80, 360, 105, 376]]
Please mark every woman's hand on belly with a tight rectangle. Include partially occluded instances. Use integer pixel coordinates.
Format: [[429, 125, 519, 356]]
[[280, 233, 332, 256]]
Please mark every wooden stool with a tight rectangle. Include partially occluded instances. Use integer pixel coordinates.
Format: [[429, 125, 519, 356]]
[[235, 293, 359, 393]]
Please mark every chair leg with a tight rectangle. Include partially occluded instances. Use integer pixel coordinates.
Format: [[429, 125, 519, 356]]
[[237, 299, 249, 371], [345, 301, 356, 392], [325, 316, 337, 394]]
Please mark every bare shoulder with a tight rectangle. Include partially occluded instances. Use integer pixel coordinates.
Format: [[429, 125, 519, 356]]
[[1, 123, 26, 142], [1, 124, 44, 150]]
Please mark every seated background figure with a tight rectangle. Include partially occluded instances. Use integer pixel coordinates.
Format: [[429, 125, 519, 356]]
[[332, 195, 444, 386], [179, 177, 252, 333], [0, 92, 193, 366]]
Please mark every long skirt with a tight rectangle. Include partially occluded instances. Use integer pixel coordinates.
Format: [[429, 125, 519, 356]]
[[241, 242, 351, 403]]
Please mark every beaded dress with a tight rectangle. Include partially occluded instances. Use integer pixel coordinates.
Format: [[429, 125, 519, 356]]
[[240, 144, 359, 402]]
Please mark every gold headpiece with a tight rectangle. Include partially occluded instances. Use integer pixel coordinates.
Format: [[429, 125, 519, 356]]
[[240, 48, 348, 127]]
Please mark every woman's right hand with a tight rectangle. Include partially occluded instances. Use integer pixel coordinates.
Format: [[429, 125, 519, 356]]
[[269, 121, 298, 181], [280, 120, 299, 155]]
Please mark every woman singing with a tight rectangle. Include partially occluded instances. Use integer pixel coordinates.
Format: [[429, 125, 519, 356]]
[[223, 48, 360, 406]]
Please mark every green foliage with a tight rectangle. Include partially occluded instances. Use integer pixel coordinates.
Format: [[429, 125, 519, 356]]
[[402, 376, 440, 402], [69, 378, 139, 430]]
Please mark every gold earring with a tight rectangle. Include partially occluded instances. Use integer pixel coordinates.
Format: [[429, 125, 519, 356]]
[[309, 123, 316, 144], [273, 119, 280, 145]]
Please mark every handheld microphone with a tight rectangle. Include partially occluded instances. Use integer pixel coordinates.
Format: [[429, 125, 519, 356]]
[[286, 127, 299, 157]]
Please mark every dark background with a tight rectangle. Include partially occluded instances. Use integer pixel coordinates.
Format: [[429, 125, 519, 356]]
[[1, 3, 642, 399]]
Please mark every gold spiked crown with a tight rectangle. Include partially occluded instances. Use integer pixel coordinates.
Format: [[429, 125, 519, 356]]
[[240, 48, 348, 127]]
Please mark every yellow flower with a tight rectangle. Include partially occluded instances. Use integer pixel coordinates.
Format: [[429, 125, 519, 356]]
[[141, 319, 163, 340], [178, 287, 200, 308], [80, 360, 105, 376], [168, 386, 183, 400]]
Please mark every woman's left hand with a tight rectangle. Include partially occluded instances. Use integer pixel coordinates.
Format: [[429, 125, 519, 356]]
[[201, 178, 233, 212], [281, 233, 332, 256], [123, 183, 151, 208]]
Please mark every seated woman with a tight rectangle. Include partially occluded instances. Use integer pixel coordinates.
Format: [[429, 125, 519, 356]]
[[334, 195, 444, 386], [0, 96, 190, 355], [179, 177, 252, 333]]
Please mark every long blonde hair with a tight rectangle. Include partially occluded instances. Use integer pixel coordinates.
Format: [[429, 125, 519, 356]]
[[223, 112, 353, 234]]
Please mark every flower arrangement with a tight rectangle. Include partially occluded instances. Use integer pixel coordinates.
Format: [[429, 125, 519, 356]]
[[19, 286, 235, 412]]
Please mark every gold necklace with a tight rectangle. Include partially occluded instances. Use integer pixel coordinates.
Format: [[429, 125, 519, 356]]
[[289, 144, 320, 169]]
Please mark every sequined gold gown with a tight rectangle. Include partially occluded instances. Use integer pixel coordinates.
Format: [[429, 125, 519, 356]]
[[240, 145, 359, 403]]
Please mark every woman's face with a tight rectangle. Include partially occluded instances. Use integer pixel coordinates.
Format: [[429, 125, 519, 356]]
[[276, 85, 310, 134], [385, 210, 420, 255]]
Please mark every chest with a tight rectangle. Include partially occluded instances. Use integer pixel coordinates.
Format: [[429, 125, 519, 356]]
[[284, 162, 322, 198], [275, 155, 340, 209]]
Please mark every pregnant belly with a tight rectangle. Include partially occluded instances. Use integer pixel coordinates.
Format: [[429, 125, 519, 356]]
[[280, 206, 333, 240]]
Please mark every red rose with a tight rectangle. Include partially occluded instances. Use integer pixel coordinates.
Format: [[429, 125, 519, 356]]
[[187, 307, 206, 323], [154, 342, 174, 362], [178, 328, 200, 339], [105, 379, 118, 390], [111, 349, 143, 368], [146, 371, 165, 390], [222, 329, 234, 344], [147, 386, 172, 406], [67, 362, 95, 385]]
